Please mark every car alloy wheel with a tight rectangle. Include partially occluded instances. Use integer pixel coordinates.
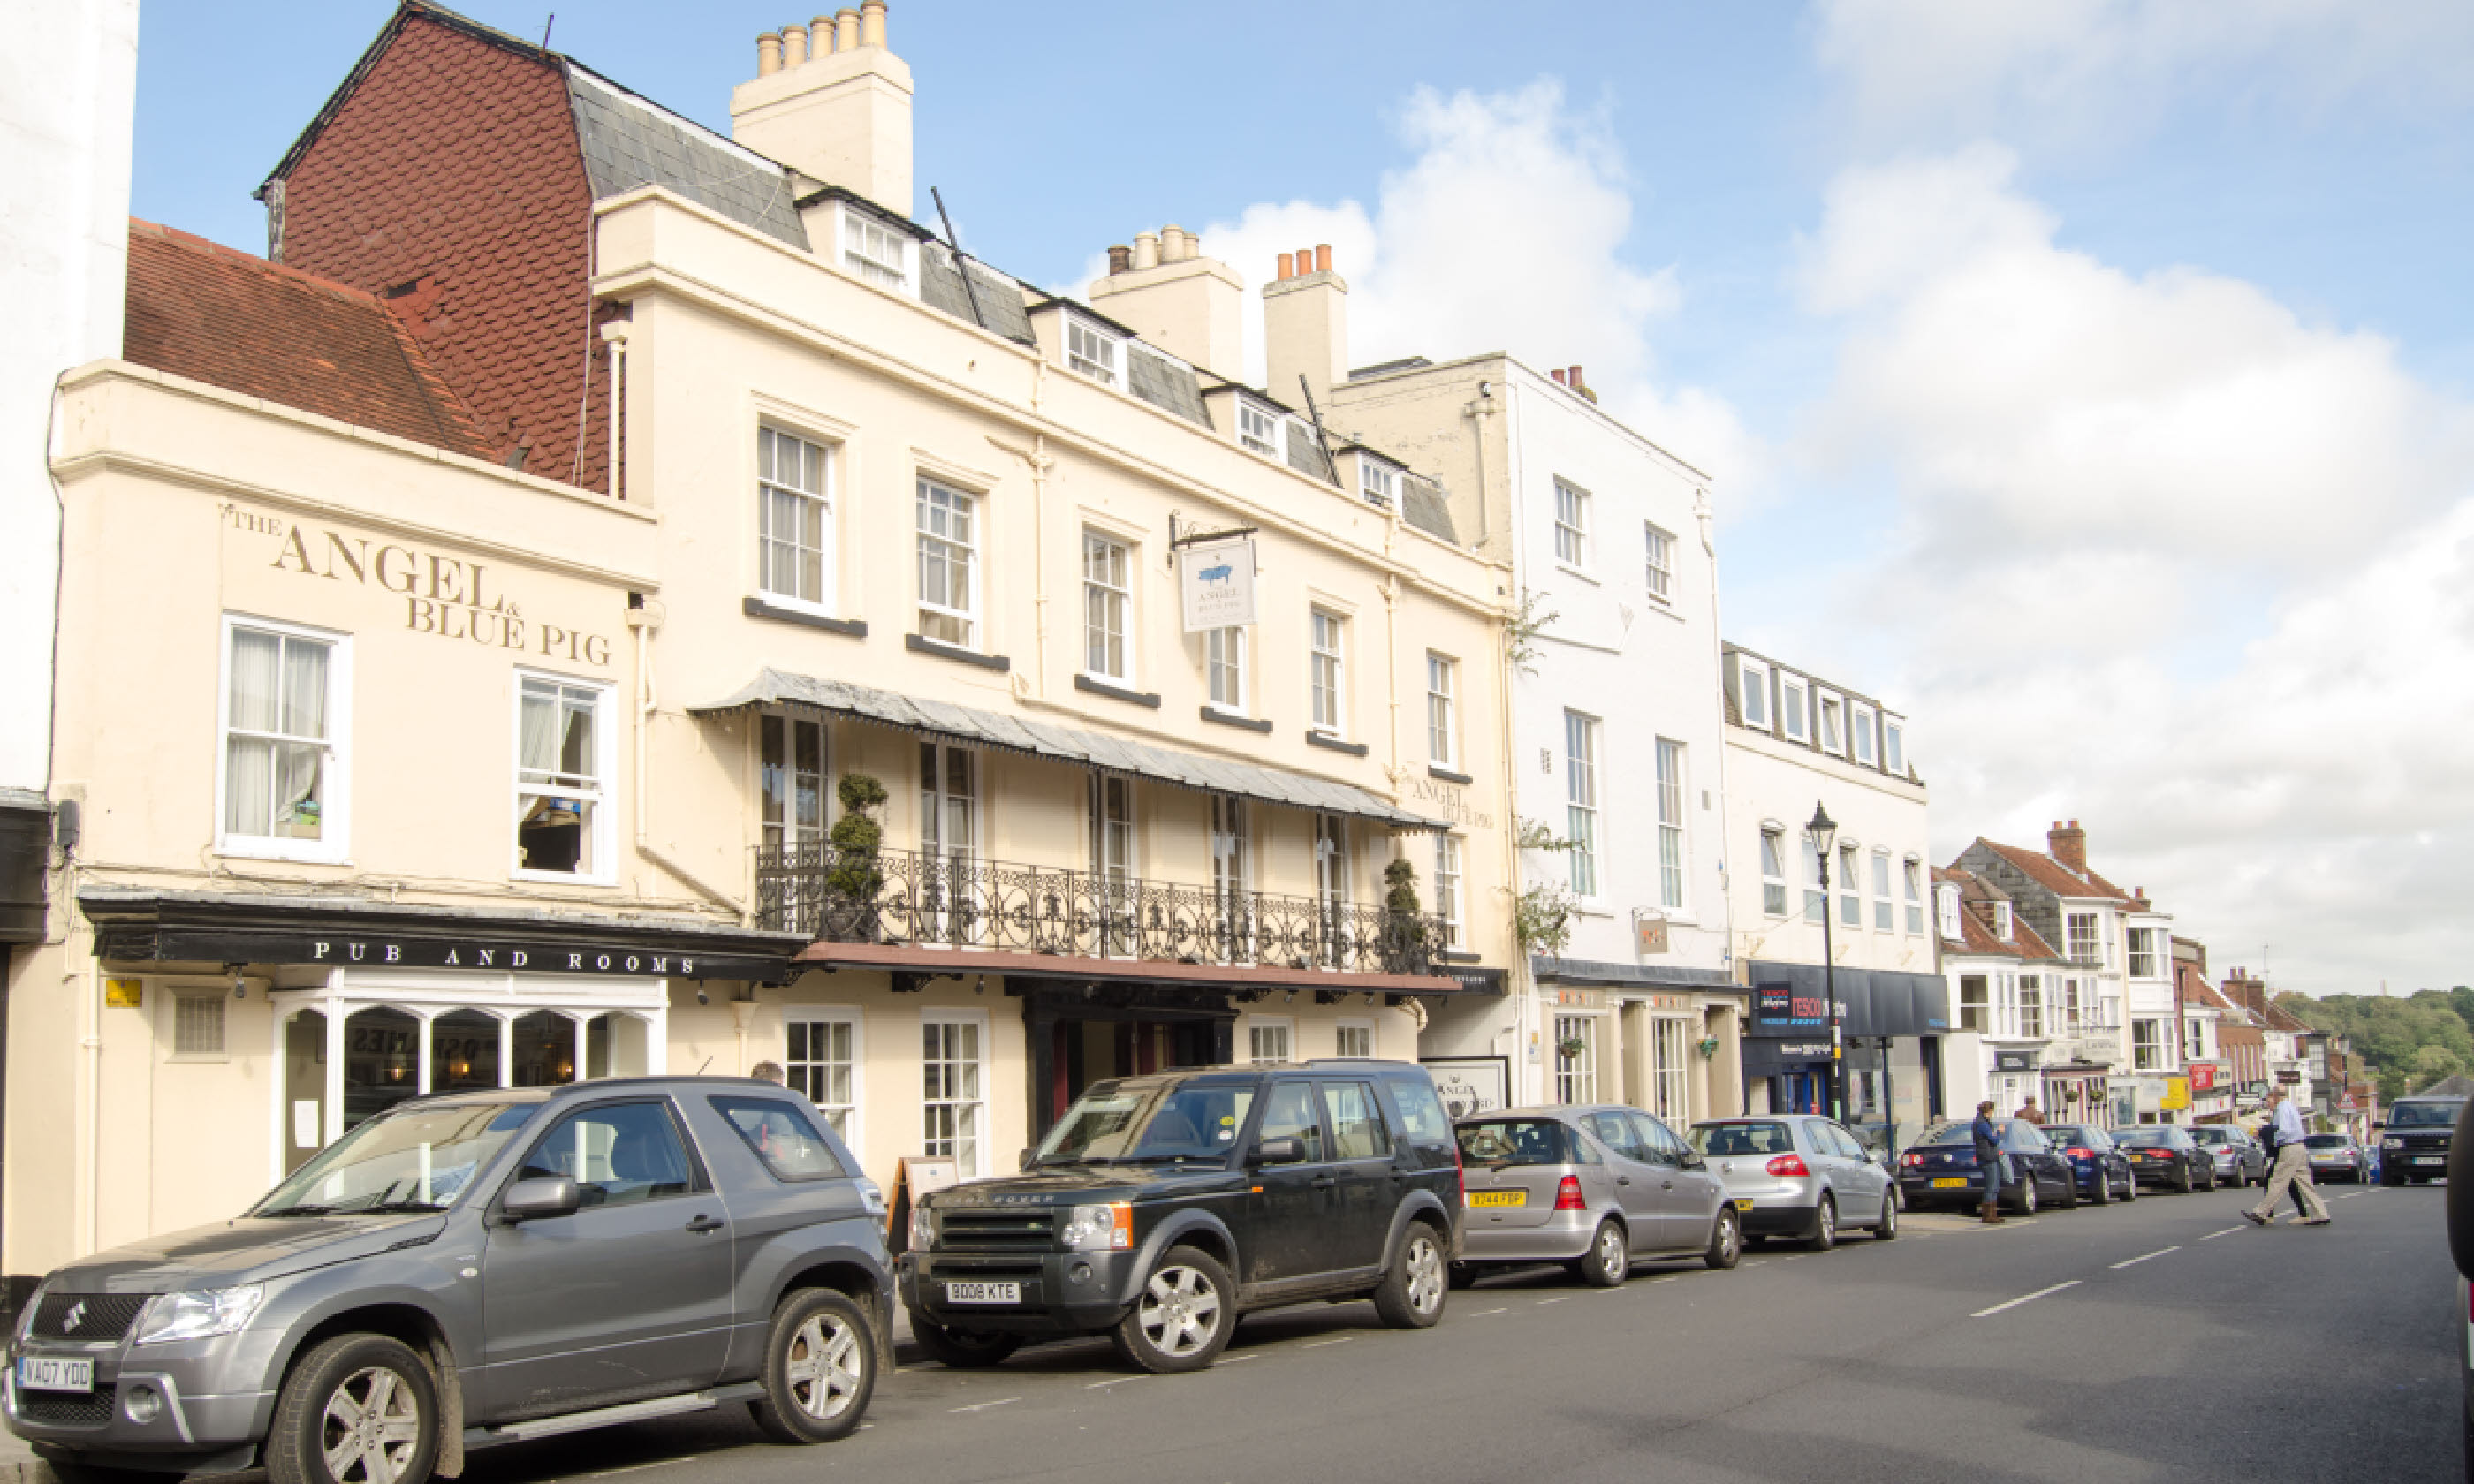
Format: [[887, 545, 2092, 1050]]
[[1579, 1219, 1628, 1287], [1135, 1263, 1224, 1361], [1806, 1195, 1837, 1252], [750, 1288, 875, 1444], [1875, 1192, 1899, 1240], [2017, 1177, 2037, 1216], [321, 1367, 422, 1484], [1704, 1205, 1743, 1269], [267, 1334, 439, 1484], [1376, 1222, 1450, 1327]]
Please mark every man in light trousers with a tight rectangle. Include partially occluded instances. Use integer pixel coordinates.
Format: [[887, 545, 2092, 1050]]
[[2244, 1087, 2331, 1227]]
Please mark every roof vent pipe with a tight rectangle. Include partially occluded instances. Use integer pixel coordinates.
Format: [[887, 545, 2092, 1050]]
[[811, 12, 836, 52], [861, 0, 887, 48], [757, 31, 784, 73], [781, 22, 808, 66], [1134, 231, 1159, 270], [835, 7, 861, 49]]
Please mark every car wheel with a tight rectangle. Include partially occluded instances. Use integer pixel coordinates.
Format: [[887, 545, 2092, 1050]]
[[2091, 1168, 2112, 1206], [2059, 1172, 2080, 1210], [1373, 1221, 1451, 1329], [1804, 1195, 1838, 1252], [2014, 1177, 2038, 1216], [2121, 1170, 2137, 1201], [265, 1333, 438, 1484], [1704, 1205, 1743, 1269], [1112, 1245, 1236, 1371], [910, 1317, 1021, 1369], [749, 1288, 874, 1445], [2204, 1165, 2219, 1192], [1874, 1192, 1899, 1240], [1575, 1219, 1629, 1288], [2174, 1166, 2192, 1193]]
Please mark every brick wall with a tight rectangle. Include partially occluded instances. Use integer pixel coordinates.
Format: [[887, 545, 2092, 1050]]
[[273, 12, 609, 492]]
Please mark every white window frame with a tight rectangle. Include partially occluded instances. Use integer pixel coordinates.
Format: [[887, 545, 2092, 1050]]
[[1237, 399, 1281, 458], [759, 709, 830, 852], [216, 613, 352, 865], [1780, 674, 1811, 745], [1650, 1017, 1691, 1124], [1992, 901, 2013, 938], [1309, 610, 1347, 736], [1871, 849, 1893, 932], [1817, 690, 1847, 755], [1552, 479, 1591, 570], [1736, 656, 1770, 731], [839, 205, 913, 292], [2132, 1018, 2165, 1071], [756, 424, 835, 613], [1838, 844, 1862, 928], [1850, 700, 1878, 768], [2127, 928, 2159, 979], [1426, 653, 1458, 768], [1958, 975, 1990, 1034], [1334, 1019, 1377, 1059], [1248, 1016, 1295, 1065], [1553, 1012, 1603, 1105], [2067, 912, 2101, 967], [1433, 834, 1465, 950], [1643, 522, 1673, 602], [1206, 626, 1247, 714], [1937, 882, 1962, 941], [1804, 836, 1828, 924], [1065, 315, 1123, 387], [922, 1008, 989, 1177], [1654, 738, 1687, 911], [1081, 529, 1134, 684], [1903, 859, 1924, 934], [914, 477, 980, 648], [1885, 719, 1906, 778], [785, 1005, 863, 1146], [1360, 458, 1399, 511], [1565, 709, 1601, 899], [512, 670, 616, 885], [1758, 827, 1787, 917]]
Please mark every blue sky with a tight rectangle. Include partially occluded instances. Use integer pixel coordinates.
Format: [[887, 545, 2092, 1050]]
[[132, 2, 2474, 994]]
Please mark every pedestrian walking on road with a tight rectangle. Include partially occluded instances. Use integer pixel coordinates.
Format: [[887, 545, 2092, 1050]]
[[1974, 1101, 2008, 1225], [2244, 1087, 2331, 1227]]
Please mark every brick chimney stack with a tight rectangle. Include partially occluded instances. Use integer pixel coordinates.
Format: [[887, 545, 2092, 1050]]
[[2222, 968, 2267, 1018], [2048, 818, 2087, 874]]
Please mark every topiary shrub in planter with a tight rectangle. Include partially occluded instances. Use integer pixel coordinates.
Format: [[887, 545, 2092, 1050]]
[[823, 773, 887, 940], [1384, 857, 1431, 972]]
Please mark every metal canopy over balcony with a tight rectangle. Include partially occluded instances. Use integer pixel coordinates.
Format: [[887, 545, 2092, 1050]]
[[693, 668, 1451, 832]]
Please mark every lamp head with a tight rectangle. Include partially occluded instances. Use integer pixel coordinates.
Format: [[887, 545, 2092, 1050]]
[[1803, 802, 1838, 860]]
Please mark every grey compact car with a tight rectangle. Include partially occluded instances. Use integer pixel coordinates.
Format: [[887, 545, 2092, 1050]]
[[5, 1079, 893, 1484], [2189, 1125, 2269, 1185], [1686, 1117, 1899, 1249], [1453, 1105, 1741, 1286]]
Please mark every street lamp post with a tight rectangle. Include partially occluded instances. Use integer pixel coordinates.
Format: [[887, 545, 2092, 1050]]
[[1804, 802, 1840, 1122]]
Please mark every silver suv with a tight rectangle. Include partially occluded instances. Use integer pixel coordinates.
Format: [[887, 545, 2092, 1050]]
[[5, 1079, 892, 1484]]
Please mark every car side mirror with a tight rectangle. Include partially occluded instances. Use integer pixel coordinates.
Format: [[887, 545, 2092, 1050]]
[[501, 1176, 579, 1223], [1251, 1136, 1305, 1165], [1680, 1150, 1706, 1170], [1020, 1147, 1036, 1171], [1859, 1149, 1878, 1165]]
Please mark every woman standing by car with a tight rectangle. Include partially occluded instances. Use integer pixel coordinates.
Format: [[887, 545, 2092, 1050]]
[[1973, 1102, 2007, 1224]]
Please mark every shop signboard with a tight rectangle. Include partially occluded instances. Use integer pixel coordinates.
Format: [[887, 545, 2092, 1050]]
[[2189, 1064, 2219, 1093], [2161, 1076, 2191, 1110], [1178, 535, 1257, 632], [1994, 1049, 2040, 1072], [1422, 1056, 1511, 1119]]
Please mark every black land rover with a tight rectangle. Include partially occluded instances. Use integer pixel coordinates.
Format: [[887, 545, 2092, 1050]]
[[899, 1060, 1462, 1373], [2382, 1092, 2469, 1185]]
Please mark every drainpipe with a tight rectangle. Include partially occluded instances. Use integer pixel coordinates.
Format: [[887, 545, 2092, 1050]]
[[630, 608, 747, 919], [1695, 484, 1747, 1113], [601, 323, 627, 500], [1499, 378, 1535, 1103]]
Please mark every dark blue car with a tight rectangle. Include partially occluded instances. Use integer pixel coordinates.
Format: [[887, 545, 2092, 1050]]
[[1896, 1118, 2077, 1215], [2038, 1123, 2137, 1206]]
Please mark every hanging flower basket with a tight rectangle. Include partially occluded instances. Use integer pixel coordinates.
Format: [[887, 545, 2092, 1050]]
[[1697, 1036, 1721, 1061], [1555, 1036, 1590, 1062]]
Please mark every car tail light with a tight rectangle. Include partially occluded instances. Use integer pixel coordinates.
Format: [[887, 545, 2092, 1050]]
[[1554, 1176, 1587, 1211], [1456, 1150, 1468, 1207], [1765, 1155, 1810, 1177], [2066, 1147, 2095, 1160], [1899, 1153, 1923, 1168]]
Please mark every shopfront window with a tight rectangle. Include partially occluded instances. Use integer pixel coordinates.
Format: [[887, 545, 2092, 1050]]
[[1554, 1014, 1601, 1105], [344, 1006, 421, 1132], [284, 1009, 328, 1176], [431, 1009, 502, 1094], [511, 1009, 580, 1087]]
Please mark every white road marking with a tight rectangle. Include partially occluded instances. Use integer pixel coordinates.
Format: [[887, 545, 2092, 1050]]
[[1651, 1275, 1681, 1283], [1211, 1353, 1261, 1366], [1972, 1280, 2081, 1318], [1536, 1296, 1573, 1306], [2110, 1246, 2182, 1269], [1470, 1306, 1508, 1316], [2200, 1227, 2246, 1240], [948, 1397, 1021, 1413], [1084, 1376, 1147, 1389], [1302, 1336, 1353, 1348]]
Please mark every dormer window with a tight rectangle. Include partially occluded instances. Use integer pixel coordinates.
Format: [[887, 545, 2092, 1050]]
[[842, 211, 910, 291], [1885, 719, 1906, 777], [1992, 901, 2013, 939], [1066, 316, 1122, 387], [1360, 458, 1399, 511], [1780, 674, 1810, 745], [1937, 882, 1962, 940], [1238, 400, 1280, 458], [1818, 693, 1846, 753], [1850, 700, 1878, 767], [1735, 656, 1770, 731]]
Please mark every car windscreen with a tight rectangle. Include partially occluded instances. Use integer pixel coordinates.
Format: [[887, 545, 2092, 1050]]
[[1917, 1122, 1981, 1146], [255, 1101, 536, 1215], [1457, 1119, 1571, 1166], [2112, 1128, 2177, 1147], [2303, 1134, 2349, 1148], [1689, 1121, 1795, 1157], [2045, 1126, 2106, 1147], [2187, 1128, 2229, 1144], [2390, 1102, 2463, 1128], [1032, 1084, 1256, 1165]]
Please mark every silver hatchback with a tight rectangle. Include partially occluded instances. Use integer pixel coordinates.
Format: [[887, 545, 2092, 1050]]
[[1685, 1116, 1899, 1250], [1453, 1105, 1742, 1286]]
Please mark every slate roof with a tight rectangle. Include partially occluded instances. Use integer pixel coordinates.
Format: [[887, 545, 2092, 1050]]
[[691, 668, 1450, 832], [1401, 477, 1457, 542], [1127, 344, 1212, 428], [122, 220, 489, 459], [1936, 867, 2061, 961], [921, 243, 1036, 345], [1972, 839, 2137, 904], [2413, 1074, 2474, 1099], [566, 67, 806, 249]]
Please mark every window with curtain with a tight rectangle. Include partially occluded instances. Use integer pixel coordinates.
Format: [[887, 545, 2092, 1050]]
[[915, 478, 978, 646], [1643, 522, 1673, 600], [1248, 1018, 1293, 1064], [1565, 710, 1600, 897], [1760, 829, 1787, 916], [1335, 1022, 1375, 1059], [757, 426, 831, 608], [1838, 844, 1861, 928], [787, 1008, 860, 1139], [1081, 531, 1131, 681], [1652, 1018, 1691, 1124], [842, 211, 908, 288], [1426, 653, 1457, 767], [1552, 479, 1590, 567], [1314, 814, 1348, 966], [1434, 834, 1464, 949], [1904, 859, 1924, 933], [515, 674, 607, 878], [1655, 738, 1687, 910], [1310, 610, 1346, 734], [2020, 976, 2045, 1038], [223, 620, 341, 853], [759, 712, 826, 852], [1211, 796, 1251, 960]]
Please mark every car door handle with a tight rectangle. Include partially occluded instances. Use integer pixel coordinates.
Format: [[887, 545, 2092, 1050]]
[[1310, 1177, 1338, 1188], [685, 1214, 726, 1233], [1661, 1181, 1674, 1190], [1617, 1177, 1631, 1186]]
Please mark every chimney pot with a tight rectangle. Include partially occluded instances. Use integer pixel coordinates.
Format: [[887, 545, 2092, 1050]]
[[1107, 244, 1133, 275], [813, 13, 837, 52], [1296, 246, 1315, 276], [836, 7, 861, 49], [860, 0, 888, 48], [781, 23, 808, 66], [1551, 369, 1567, 385], [1568, 364, 1584, 389], [757, 31, 784, 73], [1161, 224, 1188, 261], [1277, 252, 1294, 280], [1314, 243, 1332, 273], [1134, 231, 1159, 271]]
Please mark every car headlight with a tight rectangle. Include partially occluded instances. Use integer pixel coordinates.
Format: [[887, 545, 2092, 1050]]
[[133, 1285, 264, 1346], [1059, 1203, 1131, 1253], [909, 1203, 936, 1253], [2384, 1138, 2403, 1149], [14, 1280, 49, 1345], [857, 1178, 886, 1217]]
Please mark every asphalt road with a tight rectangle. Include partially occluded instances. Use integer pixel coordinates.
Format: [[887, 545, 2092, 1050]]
[[442, 1177, 2457, 1484]]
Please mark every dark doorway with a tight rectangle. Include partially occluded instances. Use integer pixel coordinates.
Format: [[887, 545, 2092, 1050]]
[[1019, 981, 1238, 1136]]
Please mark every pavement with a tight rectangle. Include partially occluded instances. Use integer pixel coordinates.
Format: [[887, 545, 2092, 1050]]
[[7, 1177, 2454, 1483]]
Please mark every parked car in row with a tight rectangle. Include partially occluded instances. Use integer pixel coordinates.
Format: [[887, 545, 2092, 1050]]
[[1687, 1117, 1898, 1249], [901, 1061, 1462, 1373], [2189, 1124, 2269, 1186], [2113, 1125, 2219, 1192], [5, 1079, 894, 1484], [1453, 1105, 1742, 1287], [1896, 1118, 2077, 1215], [2038, 1123, 2138, 1205], [2303, 1132, 2366, 1184]]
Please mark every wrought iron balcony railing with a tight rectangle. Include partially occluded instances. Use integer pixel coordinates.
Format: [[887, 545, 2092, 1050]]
[[754, 844, 1446, 978]]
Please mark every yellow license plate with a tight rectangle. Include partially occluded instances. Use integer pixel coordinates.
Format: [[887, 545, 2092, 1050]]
[[1468, 1190, 1526, 1208], [1931, 1177, 1968, 1188], [1732, 1198, 1755, 1210]]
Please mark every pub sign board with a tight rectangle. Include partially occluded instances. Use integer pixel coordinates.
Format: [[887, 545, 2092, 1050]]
[[104, 926, 790, 983]]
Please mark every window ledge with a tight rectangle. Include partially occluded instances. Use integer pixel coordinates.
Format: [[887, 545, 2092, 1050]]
[[1306, 731, 1370, 757], [1555, 563, 1600, 587], [1426, 764, 1475, 785], [214, 844, 351, 867], [1074, 673, 1161, 709], [512, 869, 618, 888], [745, 595, 867, 639], [905, 633, 1010, 671], [1438, 950, 1483, 965], [1202, 707, 1272, 734]]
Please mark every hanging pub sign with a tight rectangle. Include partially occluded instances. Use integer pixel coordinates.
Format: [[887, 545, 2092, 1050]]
[[1179, 534, 1258, 632]]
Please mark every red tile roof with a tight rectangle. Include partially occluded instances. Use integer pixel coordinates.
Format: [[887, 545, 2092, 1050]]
[[124, 220, 489, 458], [1972, 839, 2137, 905]]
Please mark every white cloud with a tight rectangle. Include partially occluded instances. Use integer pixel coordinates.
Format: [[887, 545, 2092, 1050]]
[[1795, 148, 2474, 992], [1810, 0, 2474, 151]]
